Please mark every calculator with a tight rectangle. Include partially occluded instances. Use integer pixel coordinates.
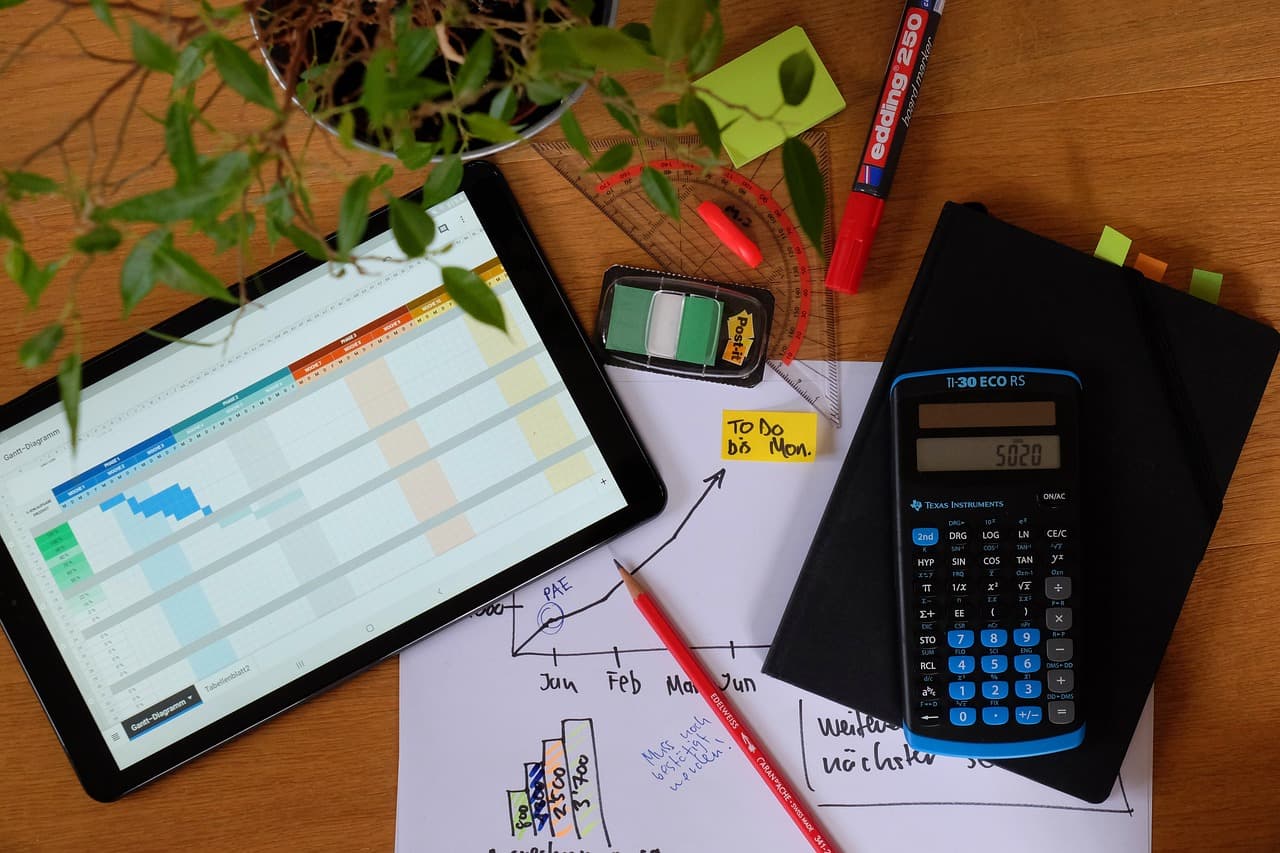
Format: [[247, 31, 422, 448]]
[[890, 367, 1085, 759]]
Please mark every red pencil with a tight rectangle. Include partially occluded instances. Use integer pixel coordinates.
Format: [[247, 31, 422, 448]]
[[615, 561, 841, 853]]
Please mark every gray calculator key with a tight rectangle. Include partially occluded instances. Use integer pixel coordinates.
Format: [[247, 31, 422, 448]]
[[1047, 669, 1075, 693], [1048, 700, 1076, 725], [1044, 576, 1072, 600], [1046, 607, 1072, 631], [1046, 638, 1074, 662]]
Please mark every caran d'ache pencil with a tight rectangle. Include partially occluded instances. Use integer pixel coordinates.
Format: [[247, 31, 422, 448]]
[[614, 562, 840, 853], [826, 0, 945, 295]]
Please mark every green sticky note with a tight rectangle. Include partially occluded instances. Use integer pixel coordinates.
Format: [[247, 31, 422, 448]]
[[605, 285, 653, 355], [1093, 226, 1131, 266], [675, 295, 723, 365], [697, 27, 846, 167], [1189, 268, 1223, 304]]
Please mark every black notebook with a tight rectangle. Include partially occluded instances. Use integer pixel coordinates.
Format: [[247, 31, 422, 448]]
[[763, 202, 1279, 803]]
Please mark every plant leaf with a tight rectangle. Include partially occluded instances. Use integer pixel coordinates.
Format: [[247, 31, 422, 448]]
[[388, 196, 435, 258], [164, 101, 198, 185], [396, 140, 438, 170], [371, 164, 395, 187], [397, 27, 438, 79], [120, 229, 165, 315], [57, 353, 82, 448], [525, 78, 571, 106], [443, 266, 505, 331], [338, 175, 372, 255], [4, 170, 59, 198], [88, 0, 116, 32], [463, 112, 521, 144], [173, 44, 206, 91], [782, 137, 825, 249], [108, 151, 251, 223], [682, 92, 721, 157], [454, 31, 494, 97], [18, 322, 63, 368], [599, 77, 640, 136], [0, 206, 20, 242], [5, 244, 61, 305], [205, 212, 254, 253], [360, 48, 391, 126], [559, 109, 590, 159], [0, 0, 29, 9], [586, 142, 632, 173], [130, 22, 177, 74], [563, 26, 653, 72], [489, 86, 518, 122], [422, 154, 463, 208], [619, 22, 654, 54], [152, 238, 238, 303], [650, 0, 705, 62], [279, 223, 329, 261], [778, 50, 815, 107], [653, 103, 680, 128], [210, 36, 278, 111], [72, 224, 122, 255], [640, 166, 680, 219], [687, 17, 723, 75], [337, 110, 355, 148]]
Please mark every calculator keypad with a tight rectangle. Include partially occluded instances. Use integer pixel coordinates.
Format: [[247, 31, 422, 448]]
[[910, 509, 1078, 738]]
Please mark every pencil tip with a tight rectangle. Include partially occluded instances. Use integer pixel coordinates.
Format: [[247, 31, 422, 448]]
[[615, 560, 642, 597]]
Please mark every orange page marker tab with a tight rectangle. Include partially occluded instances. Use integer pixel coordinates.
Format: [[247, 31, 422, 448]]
[[1189, 268, 1224, 304], [1133, 253, 1168, 282], [1093, 226, 1131, 266]]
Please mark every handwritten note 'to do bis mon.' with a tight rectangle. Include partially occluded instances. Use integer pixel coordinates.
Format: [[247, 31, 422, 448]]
[[721, 410, 818, 463]]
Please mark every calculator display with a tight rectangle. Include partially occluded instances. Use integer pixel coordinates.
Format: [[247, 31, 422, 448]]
[[917, 435, 1061, 471], [919, 401, 1056, 429]]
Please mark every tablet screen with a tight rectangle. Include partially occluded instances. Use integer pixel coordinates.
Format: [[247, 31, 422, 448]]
[[0, 190, 628, 770]]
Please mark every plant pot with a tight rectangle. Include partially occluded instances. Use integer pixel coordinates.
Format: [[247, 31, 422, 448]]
[[252, 0, 618, 161]]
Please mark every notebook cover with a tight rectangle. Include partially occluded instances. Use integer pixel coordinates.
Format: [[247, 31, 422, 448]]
[[763, 202, 1280, 802]]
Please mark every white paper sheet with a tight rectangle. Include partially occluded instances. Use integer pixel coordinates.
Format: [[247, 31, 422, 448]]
[[397, 364, 1152, 853]]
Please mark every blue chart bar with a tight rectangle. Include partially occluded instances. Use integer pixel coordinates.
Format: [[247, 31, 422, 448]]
[[100, 484, 212, 522]]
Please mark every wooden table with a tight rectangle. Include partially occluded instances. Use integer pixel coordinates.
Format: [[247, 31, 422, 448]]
[[1, 2, 1277, 850]]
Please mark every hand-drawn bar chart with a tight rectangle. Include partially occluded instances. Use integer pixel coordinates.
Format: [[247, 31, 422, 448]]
[[506, 718, 610, 846]]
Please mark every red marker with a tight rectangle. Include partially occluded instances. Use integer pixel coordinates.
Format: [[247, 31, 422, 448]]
[[615, 561, 840, 853], [696, 200, 763, 268], [826, 0, 945, 294]]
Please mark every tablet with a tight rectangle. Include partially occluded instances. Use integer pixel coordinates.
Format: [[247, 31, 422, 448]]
[[0, 161, 665, 801]]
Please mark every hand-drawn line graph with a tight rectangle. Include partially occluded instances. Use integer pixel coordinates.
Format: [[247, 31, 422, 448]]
[[506, 467, 772, 667]]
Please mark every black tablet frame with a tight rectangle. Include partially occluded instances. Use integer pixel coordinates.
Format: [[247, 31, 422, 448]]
[[0, 161, 665, 801]]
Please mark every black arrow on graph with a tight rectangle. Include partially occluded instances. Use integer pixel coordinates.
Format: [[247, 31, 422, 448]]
[[509, 467, 726, 657]]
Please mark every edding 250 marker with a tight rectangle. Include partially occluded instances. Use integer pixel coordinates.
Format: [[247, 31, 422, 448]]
[[826, 0, 945, 294]]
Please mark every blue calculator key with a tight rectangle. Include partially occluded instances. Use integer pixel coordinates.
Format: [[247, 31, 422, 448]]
[[948, 655, 975, 674], [949, 681, 975, 701], [912, 527, 939, 546], [981, 706, 1010, 726], [981, 629, 1008, 648], [950, 707, 976, 727], [981, 680, 1009, 700], [1015, 706, 1043, 725], [947, 630, 974, 649], [1015, 680, 1043, 699], [981, 655, 1008, 674], [1013, 628, 1040, 647], [1014, 654, 1042, 673]]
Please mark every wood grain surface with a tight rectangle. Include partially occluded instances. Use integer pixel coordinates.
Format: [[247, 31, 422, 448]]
[[1, 1, 1277, 850]]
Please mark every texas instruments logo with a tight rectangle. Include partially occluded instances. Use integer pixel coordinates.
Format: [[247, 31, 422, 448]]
[[910, 500, 923, 511]]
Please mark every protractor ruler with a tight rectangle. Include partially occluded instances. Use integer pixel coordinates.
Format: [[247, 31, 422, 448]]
[[534, 130, 841, 426]]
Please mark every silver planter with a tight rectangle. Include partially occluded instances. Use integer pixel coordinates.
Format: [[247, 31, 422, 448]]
[[251, 1, 617, 162]]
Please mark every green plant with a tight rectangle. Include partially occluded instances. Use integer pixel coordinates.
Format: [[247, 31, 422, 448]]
[[0, 0, 825, 443]]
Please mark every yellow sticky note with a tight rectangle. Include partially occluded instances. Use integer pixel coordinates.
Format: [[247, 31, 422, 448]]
[[722, 410, 818, 462]]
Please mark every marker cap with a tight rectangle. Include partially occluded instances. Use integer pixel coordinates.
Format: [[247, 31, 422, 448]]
[[696, 200, 764, 269], [825, 191, 885, 294]]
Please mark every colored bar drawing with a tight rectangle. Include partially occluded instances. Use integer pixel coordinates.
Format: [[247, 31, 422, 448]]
[[509, 718, 609, 844]]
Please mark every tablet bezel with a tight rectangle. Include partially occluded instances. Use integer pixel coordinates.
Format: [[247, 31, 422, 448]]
[[0, 161, 665, 801]]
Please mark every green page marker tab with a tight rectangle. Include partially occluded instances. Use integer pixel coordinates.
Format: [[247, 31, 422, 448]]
[[1093, 226, 1131, 266], [697, 27, 846, 167], [675, 295, 723, 365], [605, 284, 653, 355], [1189, 268, 1224, 304]]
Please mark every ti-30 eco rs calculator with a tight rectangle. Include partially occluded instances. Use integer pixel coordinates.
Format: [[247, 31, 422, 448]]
[[891, 367, 1085, 758]]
